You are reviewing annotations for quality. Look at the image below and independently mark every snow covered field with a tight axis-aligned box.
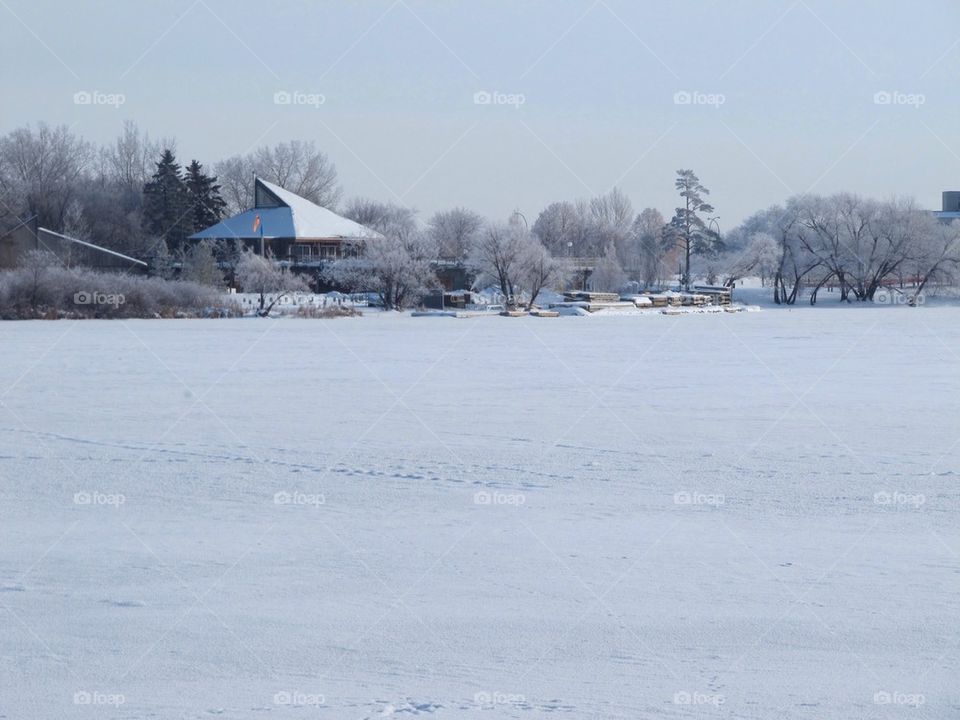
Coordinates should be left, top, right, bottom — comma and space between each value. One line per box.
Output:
1, 307, 958, 719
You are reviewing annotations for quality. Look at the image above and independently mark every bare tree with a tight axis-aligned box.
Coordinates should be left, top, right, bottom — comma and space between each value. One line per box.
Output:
533, 201, 584, 257
520, 237, 564, 309
590, 248, 627, 292
235, 251, 309, 316
214, 140, 341, 214
342, 198, 417, 236
632, 207, 668, 289
0, 123, 92, 230
103, 121, 158, 191
428, 207, 483, 263
323, 231, 438, 310
468, 221, 530, 308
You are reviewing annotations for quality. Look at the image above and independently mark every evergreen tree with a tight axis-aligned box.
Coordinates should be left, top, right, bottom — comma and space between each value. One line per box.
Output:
142, 149, 193, 253
180, 240, 224, 287
184, 159, 227, 233
667, 169, 721, 290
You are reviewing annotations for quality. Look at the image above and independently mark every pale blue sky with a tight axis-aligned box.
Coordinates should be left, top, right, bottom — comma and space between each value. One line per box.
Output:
2, 0, 959, 226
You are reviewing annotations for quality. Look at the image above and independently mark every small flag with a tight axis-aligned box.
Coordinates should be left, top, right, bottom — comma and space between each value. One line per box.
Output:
252, 214, 261, 233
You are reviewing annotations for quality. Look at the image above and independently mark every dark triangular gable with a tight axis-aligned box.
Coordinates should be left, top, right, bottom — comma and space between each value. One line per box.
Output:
254, 177, 289, 209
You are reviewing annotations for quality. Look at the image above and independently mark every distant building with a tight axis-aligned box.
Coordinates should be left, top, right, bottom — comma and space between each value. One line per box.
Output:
932, 191, 960, 222
189, 177, 381, 268
0, 216, 147, 272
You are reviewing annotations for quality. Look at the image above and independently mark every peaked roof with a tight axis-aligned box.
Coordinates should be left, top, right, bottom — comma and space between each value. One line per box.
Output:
190, 177, 381, 241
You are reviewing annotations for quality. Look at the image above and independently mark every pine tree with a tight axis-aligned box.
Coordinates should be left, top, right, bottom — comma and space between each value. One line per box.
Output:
142, 149, 193, 253
184, 159, 227, 233
180, 240, 224, 287
667, 169, 720, 290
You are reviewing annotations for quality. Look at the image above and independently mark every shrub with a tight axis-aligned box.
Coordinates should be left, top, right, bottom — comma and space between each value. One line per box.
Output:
0, 260, 240, 319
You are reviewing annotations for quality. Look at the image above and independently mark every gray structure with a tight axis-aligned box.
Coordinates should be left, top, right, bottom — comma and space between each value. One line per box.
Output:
932, 191, 960, 222
0, 216, 147, 272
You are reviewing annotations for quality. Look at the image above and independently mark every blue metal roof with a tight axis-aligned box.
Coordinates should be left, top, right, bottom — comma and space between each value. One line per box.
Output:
189, 178, 381, 241
190, 207, 295, 240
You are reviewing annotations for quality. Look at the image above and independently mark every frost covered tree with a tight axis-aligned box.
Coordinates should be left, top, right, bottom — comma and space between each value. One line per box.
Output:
102, 121, 158, 191
342, 198, 417, 236
590, 248, 627, 292
180, 241, 224, 287
632, 207, 670, 289
323, 231, 438, 310
215, 141, 341, 214
470, 219, 559, 309
588, 187, 634, 265
0, 123, 92, 230
468, 221, 528, 308
532, 201, 585, 256
520, 239, 564, 309
428, 207, 483, 263
235, 251, 309, 317
667, 169, 720, 289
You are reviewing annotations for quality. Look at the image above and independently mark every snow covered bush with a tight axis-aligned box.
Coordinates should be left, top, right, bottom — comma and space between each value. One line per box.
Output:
234, 250, 310, 317
322, 231, 439, 310
0, 252, 237, 319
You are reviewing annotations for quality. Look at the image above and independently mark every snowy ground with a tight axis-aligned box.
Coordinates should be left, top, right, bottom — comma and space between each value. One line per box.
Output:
1, 306, 958, 719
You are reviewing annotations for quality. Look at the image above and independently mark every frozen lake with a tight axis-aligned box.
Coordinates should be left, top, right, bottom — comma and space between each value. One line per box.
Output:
1, 307, 957, 718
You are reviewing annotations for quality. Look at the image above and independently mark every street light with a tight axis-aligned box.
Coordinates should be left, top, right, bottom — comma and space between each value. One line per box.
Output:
708, 216, 721, 243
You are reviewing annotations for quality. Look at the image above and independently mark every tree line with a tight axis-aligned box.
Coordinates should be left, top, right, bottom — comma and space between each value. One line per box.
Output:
2, 121, 956, 310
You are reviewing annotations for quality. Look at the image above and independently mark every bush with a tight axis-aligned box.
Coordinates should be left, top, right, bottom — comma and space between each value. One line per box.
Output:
0, 259, 240, 319
294, 304, 362, 319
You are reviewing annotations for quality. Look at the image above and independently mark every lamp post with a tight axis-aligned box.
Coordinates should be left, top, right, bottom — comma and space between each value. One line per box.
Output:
708, 216, 721, 246
511, 209, 528, 231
